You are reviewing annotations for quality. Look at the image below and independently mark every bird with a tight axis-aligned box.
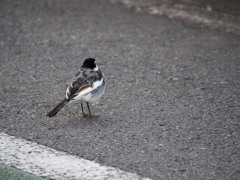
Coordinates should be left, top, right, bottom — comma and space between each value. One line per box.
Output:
46, 58, 105, 117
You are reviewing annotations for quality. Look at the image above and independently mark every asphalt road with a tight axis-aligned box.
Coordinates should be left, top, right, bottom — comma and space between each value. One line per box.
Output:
0, 0, 240, 179
110, 0, 240, 36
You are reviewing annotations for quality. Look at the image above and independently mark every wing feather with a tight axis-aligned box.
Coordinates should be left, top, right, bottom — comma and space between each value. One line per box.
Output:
65, 67, 103, 100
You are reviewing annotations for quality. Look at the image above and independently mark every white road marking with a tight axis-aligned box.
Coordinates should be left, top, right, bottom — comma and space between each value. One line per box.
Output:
0, 132, 151, 180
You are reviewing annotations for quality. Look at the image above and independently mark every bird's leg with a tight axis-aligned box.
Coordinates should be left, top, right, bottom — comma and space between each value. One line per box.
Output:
86, 102, 92, 117
81, 103, 86, 116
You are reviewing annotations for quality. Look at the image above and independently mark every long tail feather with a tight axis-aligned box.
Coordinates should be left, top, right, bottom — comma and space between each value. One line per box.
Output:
46, 99, 69, 117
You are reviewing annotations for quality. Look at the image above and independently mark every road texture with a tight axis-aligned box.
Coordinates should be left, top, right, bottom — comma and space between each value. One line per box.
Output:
109, 0, 240, 35
0, 0, 240, 179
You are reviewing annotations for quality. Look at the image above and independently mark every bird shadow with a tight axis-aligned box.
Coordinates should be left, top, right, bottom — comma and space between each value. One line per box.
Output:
68, 113, 111, 130
59, 111, 107, 129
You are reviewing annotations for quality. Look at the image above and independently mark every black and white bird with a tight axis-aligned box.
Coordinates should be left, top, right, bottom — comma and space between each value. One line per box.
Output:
47, 58, 105, 117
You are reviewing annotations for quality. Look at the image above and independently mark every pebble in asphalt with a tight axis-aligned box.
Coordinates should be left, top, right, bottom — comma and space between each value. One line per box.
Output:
0, 0, 239, 179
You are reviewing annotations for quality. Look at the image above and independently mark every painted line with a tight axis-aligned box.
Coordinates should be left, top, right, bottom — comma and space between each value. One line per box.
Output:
0, 132, 151, 180
0, 163, 47, 180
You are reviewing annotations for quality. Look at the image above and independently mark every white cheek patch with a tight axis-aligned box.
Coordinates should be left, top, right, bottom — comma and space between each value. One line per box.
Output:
93, 66, 99, 71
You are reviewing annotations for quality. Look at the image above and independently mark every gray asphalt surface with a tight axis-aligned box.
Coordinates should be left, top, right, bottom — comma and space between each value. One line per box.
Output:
0, 0, 240, 179
110, 0, 240, 35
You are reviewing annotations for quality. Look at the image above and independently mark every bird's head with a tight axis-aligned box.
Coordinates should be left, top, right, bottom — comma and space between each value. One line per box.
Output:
82, 58, 96, 69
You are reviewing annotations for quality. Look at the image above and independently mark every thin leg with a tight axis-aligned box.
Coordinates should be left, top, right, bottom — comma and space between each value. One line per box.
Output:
81, 103, 85, 116
86, 102, 92, 117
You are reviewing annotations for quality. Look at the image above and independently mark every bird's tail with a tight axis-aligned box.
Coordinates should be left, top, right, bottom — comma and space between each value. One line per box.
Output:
46, 98, 69, 117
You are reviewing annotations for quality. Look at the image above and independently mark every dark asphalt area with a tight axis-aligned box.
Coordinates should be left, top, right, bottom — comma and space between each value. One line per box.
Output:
0, 0, 240, 179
